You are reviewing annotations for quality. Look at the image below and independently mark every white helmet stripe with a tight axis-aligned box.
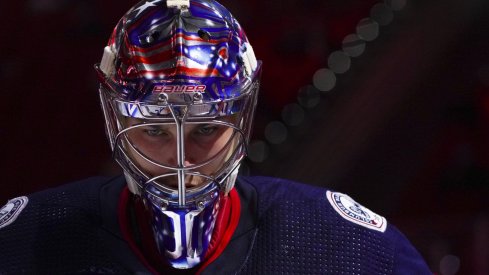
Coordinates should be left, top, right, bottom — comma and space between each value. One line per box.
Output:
243, 42, 258, 76
100, 45, 116, 76
167, 0, 190, 9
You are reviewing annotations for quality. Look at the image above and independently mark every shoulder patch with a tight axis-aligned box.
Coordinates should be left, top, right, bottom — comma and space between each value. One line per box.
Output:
326, 191, 387, 232
0, 196, 28, 229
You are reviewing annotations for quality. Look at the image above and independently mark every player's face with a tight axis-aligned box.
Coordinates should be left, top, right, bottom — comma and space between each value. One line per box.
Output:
124, 117, 237, 188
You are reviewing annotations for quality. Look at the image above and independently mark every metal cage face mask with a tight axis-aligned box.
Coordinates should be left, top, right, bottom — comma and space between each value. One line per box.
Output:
121, 115, 242, 195
99, 80, 259, 198
98, 79, 259, 268
95, 0, 261, 268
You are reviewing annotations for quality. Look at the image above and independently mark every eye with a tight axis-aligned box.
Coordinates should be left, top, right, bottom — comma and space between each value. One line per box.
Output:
195, 124, 219, 136
144, 127, 165, 137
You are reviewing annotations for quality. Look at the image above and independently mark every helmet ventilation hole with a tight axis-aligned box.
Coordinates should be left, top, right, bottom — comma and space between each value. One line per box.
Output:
198, 29, 211, 41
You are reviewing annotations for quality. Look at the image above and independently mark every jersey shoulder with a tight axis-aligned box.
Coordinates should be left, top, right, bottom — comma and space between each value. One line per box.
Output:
239, 175, 387, 232
236, 176, 431, 274
0, 176, 129, 274
1, 176, 115, 230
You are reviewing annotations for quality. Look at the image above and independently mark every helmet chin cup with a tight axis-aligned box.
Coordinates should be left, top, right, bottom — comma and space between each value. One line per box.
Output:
142, 180, 220, 269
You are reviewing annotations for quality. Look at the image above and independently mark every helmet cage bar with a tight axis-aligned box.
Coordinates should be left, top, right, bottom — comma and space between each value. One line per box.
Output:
115, 140, 242, 207
144, 182, 219, 214
147, 172, 213, 189
114, 144, 222, 206
243, 81, 260, 145
114, 120, 245, 171
99, 87, 117, 151
170, 104, 189, 205
146, 156, 243, 190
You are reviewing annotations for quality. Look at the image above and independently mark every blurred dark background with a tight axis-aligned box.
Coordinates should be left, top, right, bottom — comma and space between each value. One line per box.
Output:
1, 0, 488, 274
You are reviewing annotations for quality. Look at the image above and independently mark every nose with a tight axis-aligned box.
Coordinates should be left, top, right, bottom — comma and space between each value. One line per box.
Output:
164, 140, 197, 168
184, 159, 195, 167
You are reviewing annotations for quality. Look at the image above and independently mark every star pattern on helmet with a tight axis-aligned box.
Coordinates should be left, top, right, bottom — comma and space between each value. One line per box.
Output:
133, 0, 162, 18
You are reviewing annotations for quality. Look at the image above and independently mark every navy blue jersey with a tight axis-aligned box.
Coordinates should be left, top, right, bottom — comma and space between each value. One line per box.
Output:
0, 176, 431, 274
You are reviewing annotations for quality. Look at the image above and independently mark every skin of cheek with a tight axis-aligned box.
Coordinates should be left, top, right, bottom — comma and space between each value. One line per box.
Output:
190, 127, 236, 181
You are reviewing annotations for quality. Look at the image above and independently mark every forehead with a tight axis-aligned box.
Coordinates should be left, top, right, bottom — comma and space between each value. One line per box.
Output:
125, 114, 237, 126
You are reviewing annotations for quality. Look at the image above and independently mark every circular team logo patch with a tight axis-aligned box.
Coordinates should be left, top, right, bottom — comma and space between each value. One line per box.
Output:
326, 191, 387, 232
0, 196, 28, 229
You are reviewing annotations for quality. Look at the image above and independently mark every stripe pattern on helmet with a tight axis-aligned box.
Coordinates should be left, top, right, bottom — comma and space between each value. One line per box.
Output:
105, 0, 256, 101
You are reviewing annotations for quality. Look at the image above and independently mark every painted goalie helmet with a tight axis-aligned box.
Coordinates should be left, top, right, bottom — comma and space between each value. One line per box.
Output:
95, 0, 261, 269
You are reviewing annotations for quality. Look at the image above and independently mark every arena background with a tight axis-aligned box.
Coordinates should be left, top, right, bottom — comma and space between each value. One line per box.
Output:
1, 0, 489, 274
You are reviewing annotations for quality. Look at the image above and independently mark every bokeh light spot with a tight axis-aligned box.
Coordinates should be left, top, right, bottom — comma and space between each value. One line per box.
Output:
342, 34, 366, 57
439, 255, 460, 275
265, 121, 288, 144
247, 140, 269, 162
298, 85, 321, 109
385, 0, 407, 11
328, 51, 351, 74
313, 68, 336, 91
357, 18, 379, 41
282, 103, 305, 126
370, 3, 394, 26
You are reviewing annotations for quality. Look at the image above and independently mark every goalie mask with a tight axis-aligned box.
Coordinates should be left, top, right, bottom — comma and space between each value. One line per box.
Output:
95, 0, 261, 269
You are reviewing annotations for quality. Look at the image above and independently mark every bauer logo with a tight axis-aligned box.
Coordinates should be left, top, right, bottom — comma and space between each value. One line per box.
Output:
326, 191, 387, 232
153, 85, 206, 93
0, 196, 28, 229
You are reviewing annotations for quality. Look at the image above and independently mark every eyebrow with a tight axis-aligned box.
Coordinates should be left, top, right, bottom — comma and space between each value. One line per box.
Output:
144, 124, 171, 130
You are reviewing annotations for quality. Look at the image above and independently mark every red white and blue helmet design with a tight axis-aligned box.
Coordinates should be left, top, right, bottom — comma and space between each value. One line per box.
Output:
95, 0, 261, 269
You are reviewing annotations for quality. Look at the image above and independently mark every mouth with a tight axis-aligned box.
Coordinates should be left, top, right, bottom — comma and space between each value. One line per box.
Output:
155, 175, 206, 189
